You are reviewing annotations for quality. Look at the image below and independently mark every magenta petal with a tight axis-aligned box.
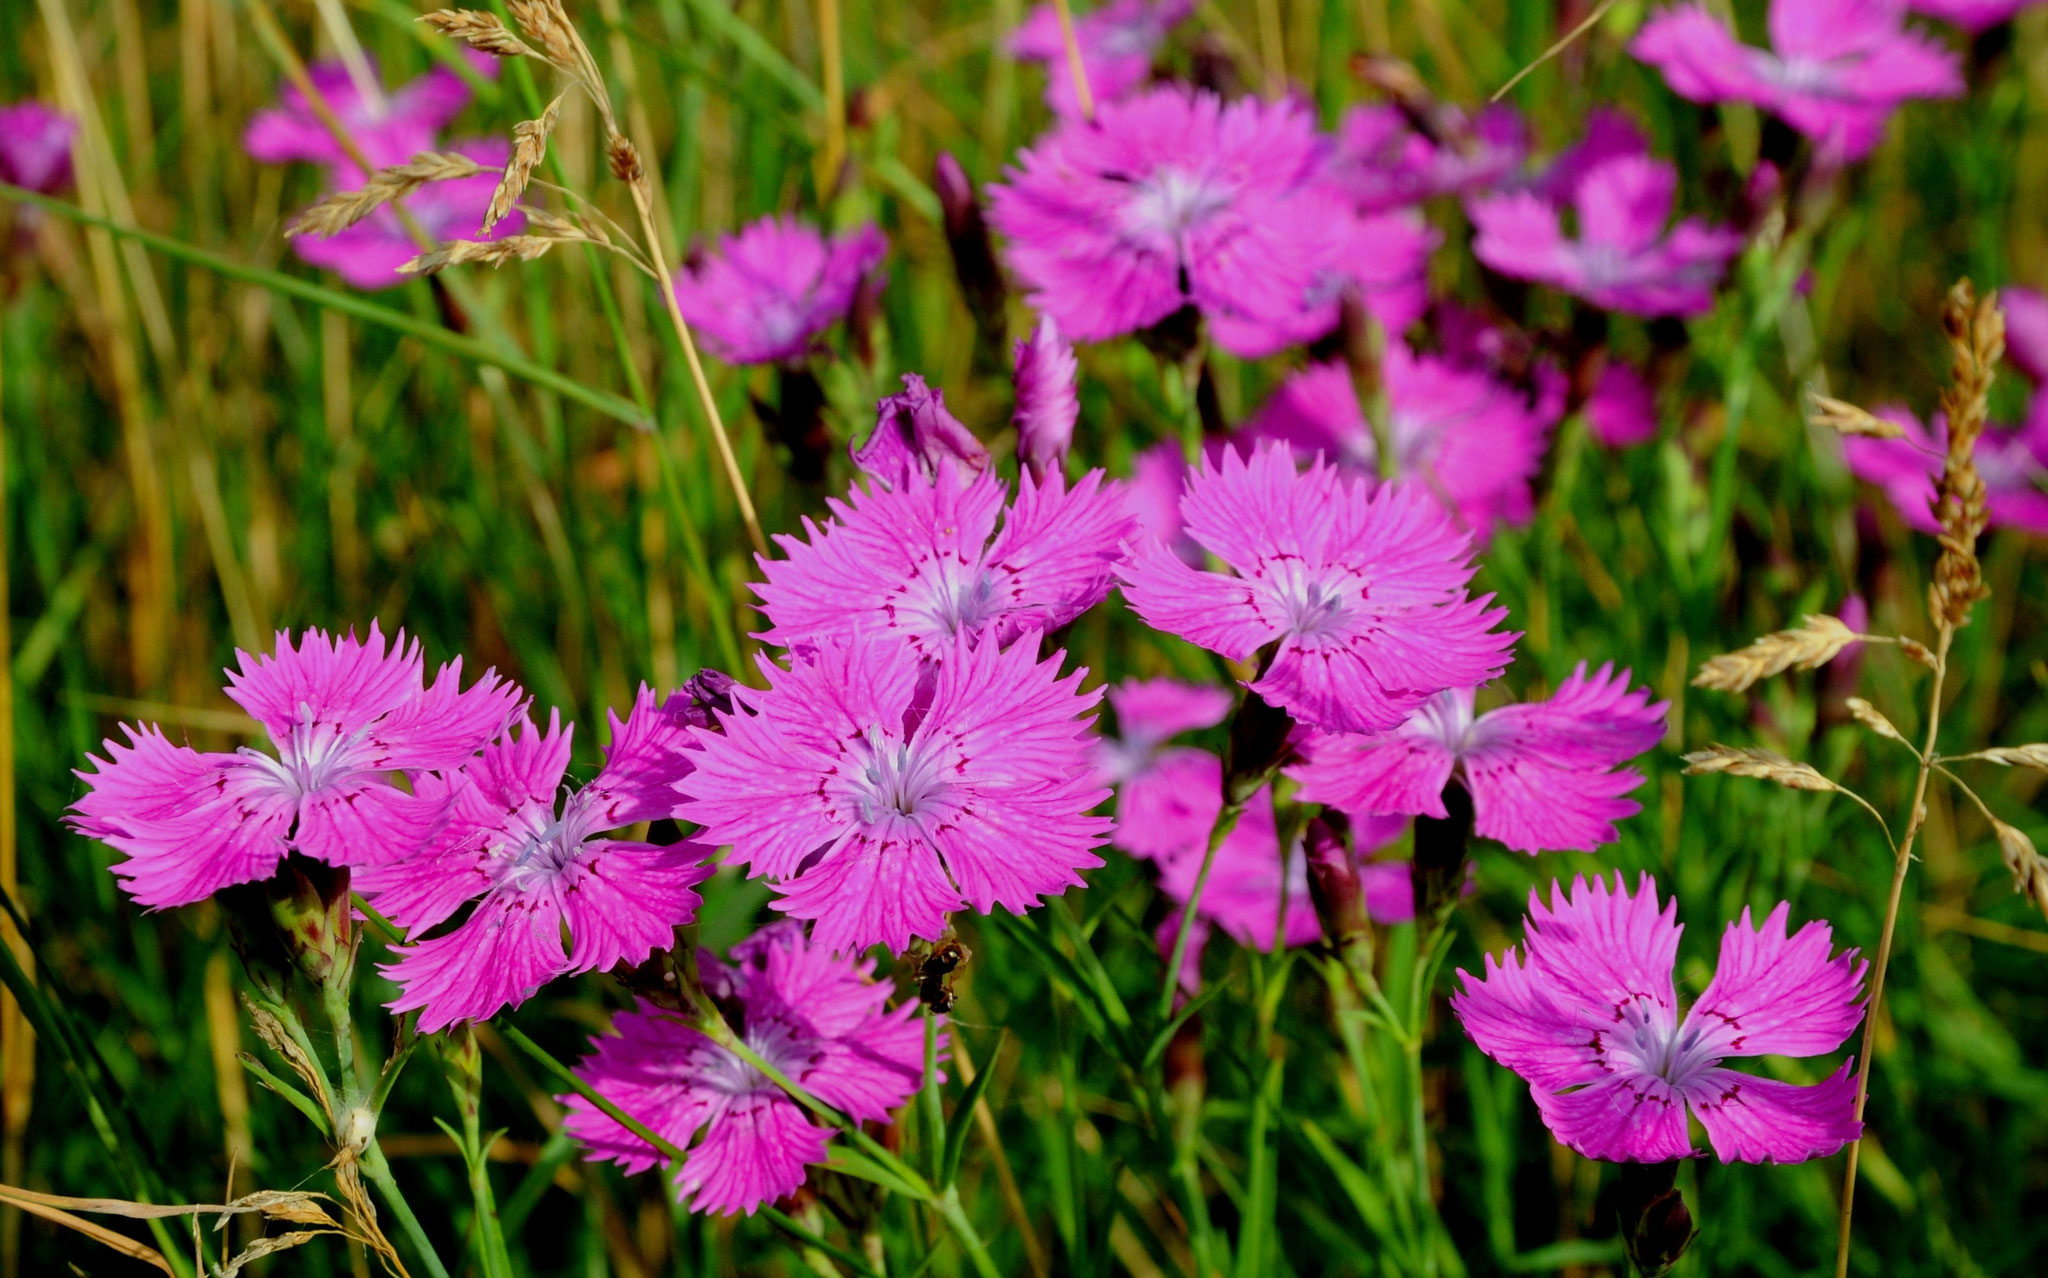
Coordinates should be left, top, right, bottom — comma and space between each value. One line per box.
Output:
1683, 903, 1866, 1059
1683, 1063, 1861, 1163
561, 840, 715, 975
381, 894, 568, 1033
1531, 1072, 1697, 1163
70, 728, 296, 909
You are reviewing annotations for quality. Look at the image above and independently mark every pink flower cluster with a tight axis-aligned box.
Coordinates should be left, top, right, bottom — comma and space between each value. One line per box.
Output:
245, 54, 521, 289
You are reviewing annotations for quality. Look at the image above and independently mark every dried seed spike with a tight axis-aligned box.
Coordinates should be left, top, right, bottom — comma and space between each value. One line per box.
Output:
286, 151, 490, 238
1808, 394, 1905, 439
400, 233, 571, 275
1692, 613, 1860, 693
1845, 697, 1906, 744
1965, 744, 2048, 769
606, 131, 644, 184
1899, 636, 1939, 669
418, 9, 536, 59
1931, 278, 1999, 629
1681, 745, 1841, 793
486, 92, 563, 232
1993, 819, 2048, 921
507, 0, 579, 70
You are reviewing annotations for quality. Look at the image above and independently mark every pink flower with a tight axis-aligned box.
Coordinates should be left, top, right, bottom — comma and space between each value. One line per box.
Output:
0, 101, 76, 194
1525, 109, 1651, 206
1291, 663, 1666, 854
563, 924, 928, 1215
1907, 0, 2044, 34
1126, 441, 1203, 566
1117, 442, 1514, 735
1470, 154, 1744, 316
672, 216, 888, 366
1011, 0, 1194, 117
289, 138, 524, 291
1094, 678, 1235, 862
754, 463, 1131, 659
1842, 406, 2048, 533
987, 87, 1342, 358
1014, 315, 1081, 480
2000, 286, 2048, 384
1242, 351, 1555, 540
676, 635, 1112, 954
1452, 873, 1866, 1163
1586, 360, 1659, 447
1327, 103, 1530, 213
1631, 1, 1962, 162
368, 688, 717, 1032
245, 56, 486, 172
851, 375, 992, 490
70, 625, 521, 909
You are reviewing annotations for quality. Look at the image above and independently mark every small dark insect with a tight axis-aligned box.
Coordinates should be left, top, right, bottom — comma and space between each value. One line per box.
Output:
916, 936, 971, 1013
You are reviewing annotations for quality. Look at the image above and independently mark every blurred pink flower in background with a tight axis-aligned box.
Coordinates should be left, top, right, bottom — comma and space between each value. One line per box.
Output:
1631, 0, 1962, 161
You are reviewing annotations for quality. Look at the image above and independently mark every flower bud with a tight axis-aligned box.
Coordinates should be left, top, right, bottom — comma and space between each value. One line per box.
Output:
1224, 686, 1295, 803
1013, 315, 1079, 481
852, 374, 990, 490
1616, 1160, 1698, 1278
933, 151, 1009, 356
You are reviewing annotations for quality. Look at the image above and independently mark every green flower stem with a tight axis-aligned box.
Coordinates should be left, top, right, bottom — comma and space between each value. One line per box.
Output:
498, 1022, 687, 1162
1154, 797, 1244, 1023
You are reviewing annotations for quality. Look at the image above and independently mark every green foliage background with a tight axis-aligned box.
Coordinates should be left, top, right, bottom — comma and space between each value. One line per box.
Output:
3, 0, 2047, 1274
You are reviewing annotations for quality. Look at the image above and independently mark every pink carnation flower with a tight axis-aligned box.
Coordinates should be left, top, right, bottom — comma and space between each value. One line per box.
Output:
1093, 678, 1235, 862
1631, 0, 1962, 162
245, 56, 486, 172
1586, 360, 1660, 448
1243, 352, 1555, 540
1842, 406, 2048, 533
1470, 153, 1744, 316
851, 375, 992, 491
1328, 103, 1529, 213
289, 138, 523, 291
1907, 0, 2044, 30
1014, 315, 1081, 480
1453, 873, 1866, 1163
1011, 0, 1194, 117
987, 87, 1343, 358
1117, 442, 1514, 735
563, 924, 927, 1215
0, 101, 76, 194
1291, 662, 1666, 855
368, 688, 717, 1032
753, 463, 1131, 659
71, 625, 521, 909
672, 216, 888, 366
676, 635, 1112, 954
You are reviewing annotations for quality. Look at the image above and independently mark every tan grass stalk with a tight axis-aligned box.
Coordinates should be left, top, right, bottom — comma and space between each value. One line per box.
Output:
287, 152, 493, 238
0, 340, 24, 1278
1835, 281, 2001, 1278
818, 0, 847, 192
1050, 0, 1097, 120
489, 0, 768, 556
